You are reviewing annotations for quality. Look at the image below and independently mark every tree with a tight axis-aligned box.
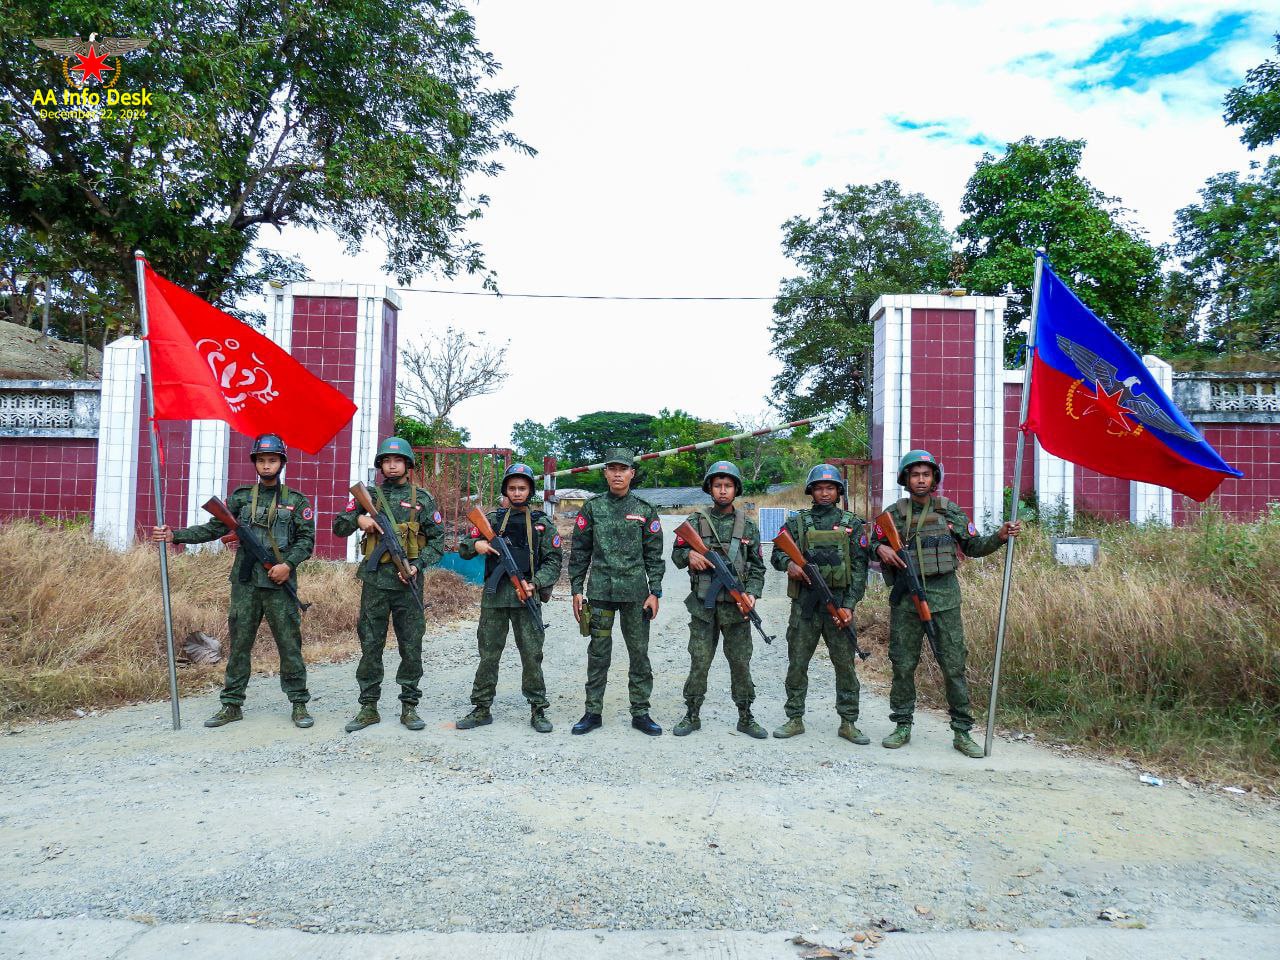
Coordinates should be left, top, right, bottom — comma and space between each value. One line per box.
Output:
644, 408, 729, 487
554, 412, 656, 466
398, 326, 508, 429
394, 410, 470, 448
769, 181, 952, 419
1224, 33, 1280, 149
510, 419, 562, 466
958, 137, 1166, 356
1170, 158, 1280, 351
0, 0, 531, 317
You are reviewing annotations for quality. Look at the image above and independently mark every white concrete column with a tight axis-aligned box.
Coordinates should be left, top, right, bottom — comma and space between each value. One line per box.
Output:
348, 291, 385, 561
92, 337, 143, 551
184, 420, 230, 549
1034, 438, 1074, 526
1130, 354, 1174, 525
872, 298, 912, 507
973, 299, 1006, 526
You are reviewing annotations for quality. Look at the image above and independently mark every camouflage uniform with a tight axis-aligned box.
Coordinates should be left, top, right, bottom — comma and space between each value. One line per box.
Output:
568, 490, 666, 717
671, 506, 766, 713
770, 504, 870, 722
459, 506, 562, 710
172, 481, 315, 707
872, 495, 1003, 732
332, 480, 445, 706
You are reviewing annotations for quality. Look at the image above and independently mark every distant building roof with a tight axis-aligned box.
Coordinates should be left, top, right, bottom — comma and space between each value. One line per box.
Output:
551, 488, 596, 501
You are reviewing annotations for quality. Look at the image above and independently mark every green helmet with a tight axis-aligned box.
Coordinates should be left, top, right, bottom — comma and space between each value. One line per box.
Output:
701, 459, 743, 495
897, 449, 942, 488
375, 436, 416, 470
804, 463, 846, 495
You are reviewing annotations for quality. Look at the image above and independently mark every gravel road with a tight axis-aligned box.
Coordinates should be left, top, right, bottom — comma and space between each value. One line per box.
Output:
2, 518, 1277, 939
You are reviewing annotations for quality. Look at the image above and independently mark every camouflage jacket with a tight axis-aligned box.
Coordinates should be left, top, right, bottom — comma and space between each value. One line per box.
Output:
671, 505, 766, 601
459, 507, 563, 609
172, 481, 314, 590
332, 479, 445, 590
769, 503, 870, 609
568, 490, 666, 601
871, 495, 1003, 613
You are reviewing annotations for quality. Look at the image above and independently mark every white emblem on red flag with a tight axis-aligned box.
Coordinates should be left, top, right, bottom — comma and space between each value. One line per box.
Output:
197, 337, 279, 412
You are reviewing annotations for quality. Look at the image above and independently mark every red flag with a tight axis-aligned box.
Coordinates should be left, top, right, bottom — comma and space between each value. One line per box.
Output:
141, 263, 356, 454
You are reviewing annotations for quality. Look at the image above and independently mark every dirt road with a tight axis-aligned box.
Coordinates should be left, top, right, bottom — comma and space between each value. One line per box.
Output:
1, 519, 1277, 945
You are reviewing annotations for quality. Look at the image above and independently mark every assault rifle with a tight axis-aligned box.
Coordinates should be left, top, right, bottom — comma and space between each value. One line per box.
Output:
673, 520, 773, 645
350, 482, 423, 607
202, 496, 310, 614
874, 510, 942, 661
772, 527, 868, 660
467, 506, 547, 635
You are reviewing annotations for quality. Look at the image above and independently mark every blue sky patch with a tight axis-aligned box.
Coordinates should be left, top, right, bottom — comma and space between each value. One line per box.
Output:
1068, 12, 1254, 92
888, 116, 1003, 152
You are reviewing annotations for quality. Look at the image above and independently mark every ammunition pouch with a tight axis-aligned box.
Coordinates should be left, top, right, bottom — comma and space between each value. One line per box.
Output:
785, 521, 852, 599
578, 602, 592, 637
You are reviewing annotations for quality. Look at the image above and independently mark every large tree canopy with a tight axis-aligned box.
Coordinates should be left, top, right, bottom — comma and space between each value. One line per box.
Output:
1224, 32, 1280, 150
1, 0, 531, 315
769, 181, 951, 419
958, 137, 1166, 357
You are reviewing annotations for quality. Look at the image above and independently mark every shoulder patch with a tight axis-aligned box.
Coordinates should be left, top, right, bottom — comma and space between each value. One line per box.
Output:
432, 510, 442, 524
967, 522, 977, 536
859, 532, 869, 548
301, 506, 314, 521
468, 526, 480, 538
575, 513, 587, 530
674, 534, 686, 547
344, 496, 357, 512
649, 519, 662, 534
874, 523, 884, 539
552, 534, 562, 548
535, 524, 546, 531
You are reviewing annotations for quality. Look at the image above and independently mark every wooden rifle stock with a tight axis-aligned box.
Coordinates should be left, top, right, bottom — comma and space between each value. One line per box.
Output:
874, 510, 936, 629
673, 521, 753, 619
772, 527, 853, 630
674, 520, 773, 644
467, 506, 533, 603
349, 482, 420, 594
201, 496, 309, 613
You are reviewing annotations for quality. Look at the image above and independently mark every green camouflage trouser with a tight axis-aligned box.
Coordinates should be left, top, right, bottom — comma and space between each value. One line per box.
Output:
783, 604, 860, 722
888, 605, 973, 732
682, 596, 755, 712
584, 600, 652, 717
355, 582, 426, 705
222, 581, 308, 706
469, 605, 548, 709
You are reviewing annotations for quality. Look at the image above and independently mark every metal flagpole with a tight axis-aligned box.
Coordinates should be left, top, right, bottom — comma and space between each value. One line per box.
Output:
984, 248, 1046, 758
135, 251, 182, 731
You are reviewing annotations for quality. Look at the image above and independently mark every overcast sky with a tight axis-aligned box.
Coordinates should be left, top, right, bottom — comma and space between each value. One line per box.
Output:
256, 1, 1276, 451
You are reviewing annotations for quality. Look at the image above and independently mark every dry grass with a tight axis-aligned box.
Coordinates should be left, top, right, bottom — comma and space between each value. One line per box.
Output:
740, 485, 811, 513
860, 508, 1280, 791
0, 521, 478, 720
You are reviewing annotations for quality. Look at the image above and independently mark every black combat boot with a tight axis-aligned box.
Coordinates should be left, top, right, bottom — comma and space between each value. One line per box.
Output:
571, 712, 602, 735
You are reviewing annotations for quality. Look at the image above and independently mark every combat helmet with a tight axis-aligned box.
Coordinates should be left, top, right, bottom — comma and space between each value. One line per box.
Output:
250, 433, 288, 463
375, 436, 416, 470
502, 462, 537, 496
897, 449, 942, 488
804, 462, 846, 495
701, 460, 743, 496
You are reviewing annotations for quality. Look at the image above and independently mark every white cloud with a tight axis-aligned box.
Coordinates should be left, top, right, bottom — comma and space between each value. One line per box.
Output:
260, 0, 1276, 451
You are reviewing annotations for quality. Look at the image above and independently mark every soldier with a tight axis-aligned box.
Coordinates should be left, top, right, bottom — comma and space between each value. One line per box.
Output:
455, 463, 563, 732
873, 450, 1020, 758
568, 448, 666, 736
152, 433, 315, 729
670, 460, 768, 739
333, 436, 445, 733
770, 463, 871, 744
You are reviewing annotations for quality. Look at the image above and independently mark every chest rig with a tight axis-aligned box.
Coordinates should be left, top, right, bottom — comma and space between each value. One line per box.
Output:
361, 482, 424, 564
690, 508, 748, 601
888, 497, 958, 577
786, 509, 855, 600
236, 484, 289, 581
485, 508, 542, 580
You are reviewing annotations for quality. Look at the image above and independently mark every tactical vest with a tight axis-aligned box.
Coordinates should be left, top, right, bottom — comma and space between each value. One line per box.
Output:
785, 509, 856, 600
888, 497, 958, 577
361, 482, 424, 563
239, 483, 291, 560
483, 508, 543, 581
690, 508, 748, 601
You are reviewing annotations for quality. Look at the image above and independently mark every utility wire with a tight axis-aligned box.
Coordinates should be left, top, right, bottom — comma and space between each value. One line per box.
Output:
393, 287, 779, 300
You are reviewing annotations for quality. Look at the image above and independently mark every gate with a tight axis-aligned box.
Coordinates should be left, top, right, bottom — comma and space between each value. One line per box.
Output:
411, 446, 513, 549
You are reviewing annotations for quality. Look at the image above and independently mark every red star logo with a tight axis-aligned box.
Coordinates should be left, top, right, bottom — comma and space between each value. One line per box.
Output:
71, 44, 114, 84
1082, 382, 1135, 433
